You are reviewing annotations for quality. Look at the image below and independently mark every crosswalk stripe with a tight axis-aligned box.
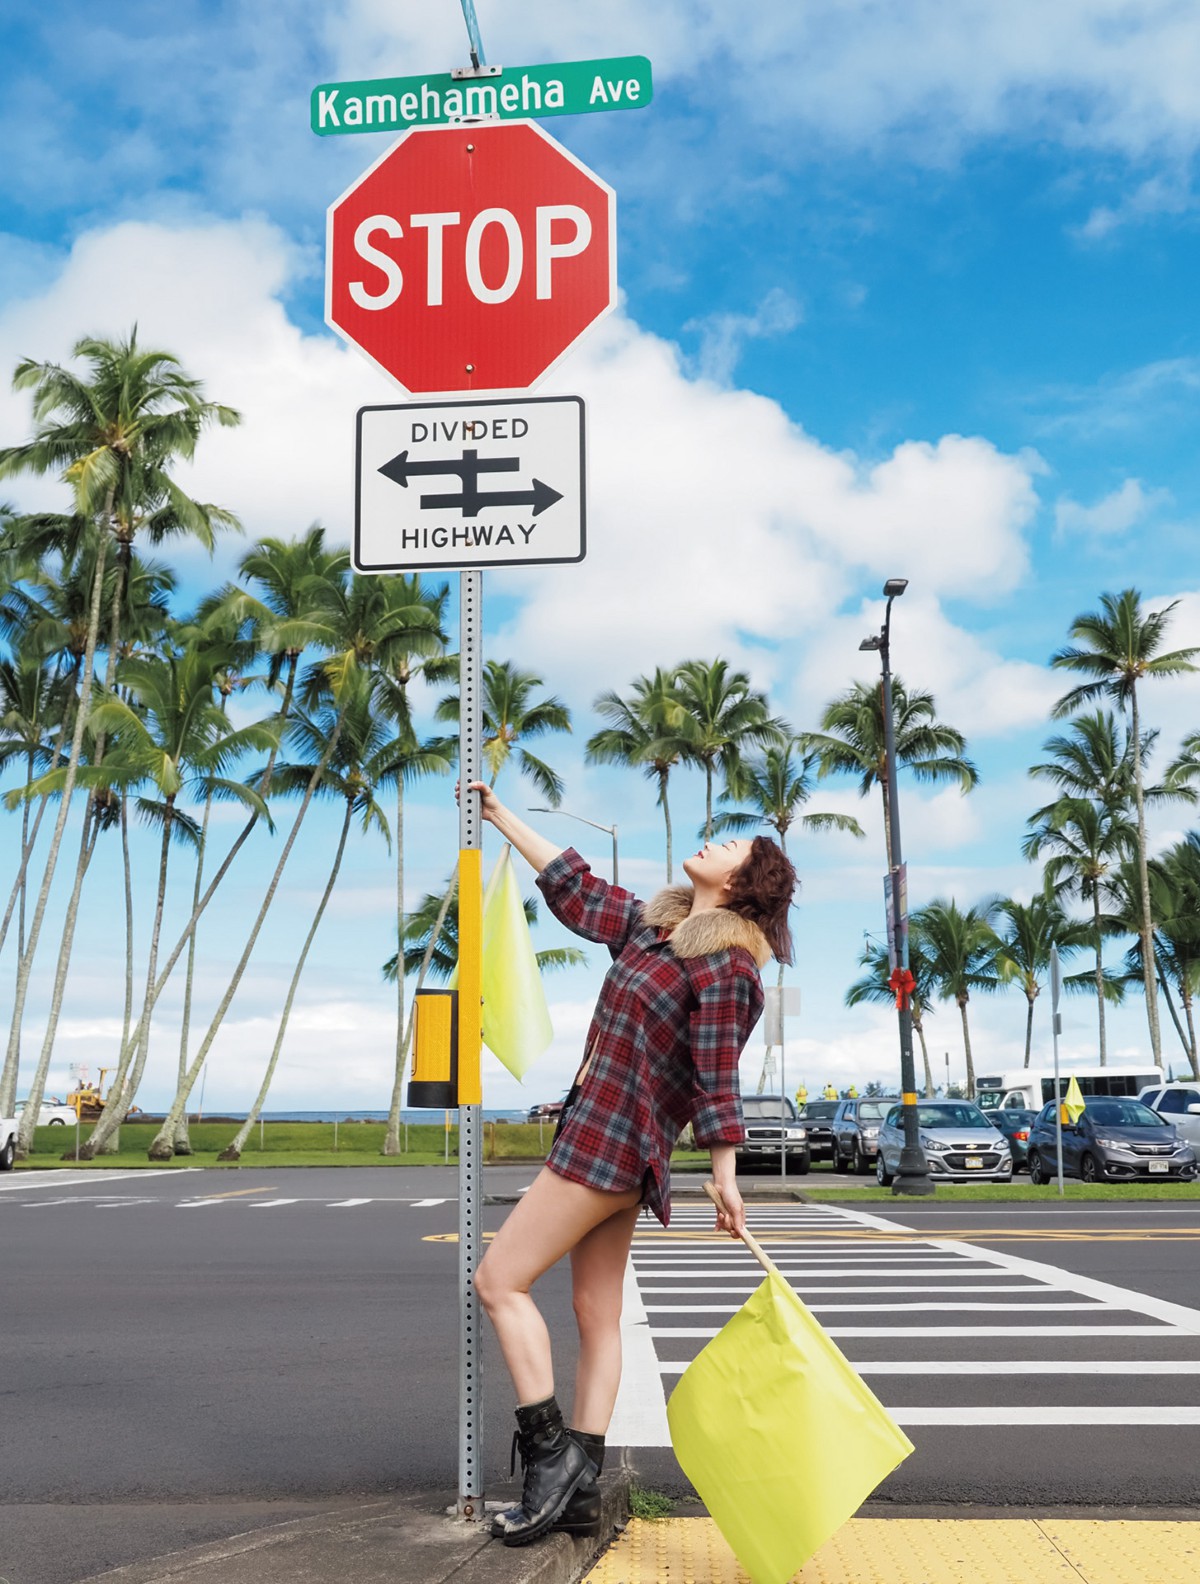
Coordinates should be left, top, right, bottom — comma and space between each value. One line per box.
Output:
654, 1324, 1190, 1338
644, 1300, 1112, 1314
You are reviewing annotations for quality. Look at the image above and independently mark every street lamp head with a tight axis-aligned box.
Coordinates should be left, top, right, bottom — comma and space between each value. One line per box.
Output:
883, 578, 909, 598
858, 635, 884, 652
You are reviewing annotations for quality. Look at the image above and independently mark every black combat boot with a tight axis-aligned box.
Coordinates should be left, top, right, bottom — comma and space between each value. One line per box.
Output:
552, 1431, 605, 1536
489, 1396, 590, 1547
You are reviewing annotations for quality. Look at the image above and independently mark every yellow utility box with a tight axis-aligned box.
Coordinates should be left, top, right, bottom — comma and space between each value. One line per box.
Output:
408, 989, 458, 1109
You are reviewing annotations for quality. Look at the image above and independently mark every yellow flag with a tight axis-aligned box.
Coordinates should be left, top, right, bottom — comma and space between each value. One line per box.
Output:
668, 1267, 913, 1584
476, 845, 553, 1081
1062, 1075, 1087, 1125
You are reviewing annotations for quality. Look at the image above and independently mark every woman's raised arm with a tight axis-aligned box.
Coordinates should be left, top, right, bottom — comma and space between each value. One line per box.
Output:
463, 782, 564, 875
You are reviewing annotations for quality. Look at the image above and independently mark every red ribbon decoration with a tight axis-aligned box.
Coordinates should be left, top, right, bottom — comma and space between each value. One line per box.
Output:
889, 967, 916, 1010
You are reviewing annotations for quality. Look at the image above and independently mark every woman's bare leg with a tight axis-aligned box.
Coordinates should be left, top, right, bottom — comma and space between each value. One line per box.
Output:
569, 1203, 640, 1434
474, 1167, 642, 1405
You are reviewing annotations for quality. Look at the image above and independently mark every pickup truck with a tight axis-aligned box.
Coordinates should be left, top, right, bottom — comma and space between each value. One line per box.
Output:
1, 1114, 16, 1171
736, 1095, 811, 1175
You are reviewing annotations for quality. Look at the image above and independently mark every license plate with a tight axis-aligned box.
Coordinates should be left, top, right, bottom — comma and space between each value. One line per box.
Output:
1148, 1160, 1169, 1174
964, 1157, 983, 1169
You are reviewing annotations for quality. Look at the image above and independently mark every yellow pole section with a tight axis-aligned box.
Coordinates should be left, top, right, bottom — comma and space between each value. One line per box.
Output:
457, 846, 483, 1106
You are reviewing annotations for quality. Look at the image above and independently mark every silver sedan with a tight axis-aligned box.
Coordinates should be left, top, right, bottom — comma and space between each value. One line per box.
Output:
876, 1100, 1013, 1184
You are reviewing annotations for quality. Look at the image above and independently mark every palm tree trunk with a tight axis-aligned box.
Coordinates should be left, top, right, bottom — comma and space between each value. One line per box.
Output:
1091, 887, 1107, 1066
174, 790, 213, 1156
1023, 992, 1035, 1068
1181, 984, 1200, 1081
17, 749, 32, 957
1129, 684, 1162, 1066
145, 707, 348, 1159
912, 1008, 934, 1096
0, 704, 68, 966
120, 794, 135, 1064
659, 768, 674, 883
79, 806, 174, 1157
383, 774, 408, 1157
220, 801, 354, 1160
1158, 967, 1190, 1063
0, 757, 45, 1117
3, 534, 109, 1107
95, 659, 302, 1111
15, 802, 102, 1156
958, 997, 976, 1098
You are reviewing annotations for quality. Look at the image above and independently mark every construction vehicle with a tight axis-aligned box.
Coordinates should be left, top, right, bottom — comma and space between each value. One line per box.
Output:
65, 1069, 140, 1121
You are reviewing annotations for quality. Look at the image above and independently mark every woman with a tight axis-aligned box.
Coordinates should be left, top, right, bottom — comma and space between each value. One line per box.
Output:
466, 782, 797, 1547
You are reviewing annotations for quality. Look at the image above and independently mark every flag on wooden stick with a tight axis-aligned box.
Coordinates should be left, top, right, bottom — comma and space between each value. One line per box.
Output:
667, 1184, 914, 1584
478, 844, 553, 1080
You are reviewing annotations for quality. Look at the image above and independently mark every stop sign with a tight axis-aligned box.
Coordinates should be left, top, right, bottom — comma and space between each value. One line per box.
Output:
326, 120, 616, 394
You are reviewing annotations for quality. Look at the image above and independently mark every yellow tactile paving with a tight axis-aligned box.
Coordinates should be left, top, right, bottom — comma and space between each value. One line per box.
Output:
583, 1517, 1200, 1583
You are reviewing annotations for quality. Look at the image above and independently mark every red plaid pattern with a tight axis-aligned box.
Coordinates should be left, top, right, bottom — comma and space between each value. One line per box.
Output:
536, 848, 762, 1226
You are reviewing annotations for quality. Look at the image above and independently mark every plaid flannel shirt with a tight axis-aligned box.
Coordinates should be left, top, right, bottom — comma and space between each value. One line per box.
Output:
536, 848, 762, 1226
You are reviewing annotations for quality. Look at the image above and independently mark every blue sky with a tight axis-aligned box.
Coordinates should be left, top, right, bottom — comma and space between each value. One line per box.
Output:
3, 1, 1200, 1113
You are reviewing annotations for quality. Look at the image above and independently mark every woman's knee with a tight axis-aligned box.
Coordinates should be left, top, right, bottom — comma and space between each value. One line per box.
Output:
573, 1285, 623, 1337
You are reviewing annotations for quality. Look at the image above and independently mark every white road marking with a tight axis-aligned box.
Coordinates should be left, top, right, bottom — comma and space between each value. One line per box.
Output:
895, 1407, 1200, 1426
411, 1198, 449, 1207
630, 1265, 1007, 1278
644, 1300, 1110, 1314
657, 1358, 1200, 1376
249, 1199, 300, 1208
0, 1168, 199, 1192
607, 1257, 671, 1446
636, 1283, 1063, 1295
654, 1324, 1189, 1339
328, 1198, 373, 1207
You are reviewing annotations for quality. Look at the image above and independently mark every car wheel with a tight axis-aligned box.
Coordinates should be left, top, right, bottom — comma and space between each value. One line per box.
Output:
734, 1155, 751, 1175
834, 1147, 850, 1174
793, 1151, 811, 1177
48, 1117, 65, 1127
1080, 1151, 1101, 1184
0, 1136, 15, 1172
852, 1143, 868, 1175
876, 1152, 894, 1187
1028, 1149, 1048, 1186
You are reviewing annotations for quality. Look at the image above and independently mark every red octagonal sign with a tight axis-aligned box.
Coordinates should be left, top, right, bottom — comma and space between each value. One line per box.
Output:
326, 120, 616, 395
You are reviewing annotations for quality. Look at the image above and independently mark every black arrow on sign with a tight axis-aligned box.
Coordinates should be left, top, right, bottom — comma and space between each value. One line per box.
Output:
377, 447, 563, 517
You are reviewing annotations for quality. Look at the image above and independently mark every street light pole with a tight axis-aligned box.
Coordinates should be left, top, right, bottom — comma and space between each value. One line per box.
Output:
860, 578, 933, 1198
529, 807, 619, 885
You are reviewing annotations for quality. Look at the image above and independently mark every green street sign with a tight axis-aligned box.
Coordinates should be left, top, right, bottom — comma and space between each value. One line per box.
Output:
311, 55, 653, 136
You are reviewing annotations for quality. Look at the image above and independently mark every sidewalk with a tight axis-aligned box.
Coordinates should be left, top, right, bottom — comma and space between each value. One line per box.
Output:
77, 1479, 629, 1584
582, 1511, 1200, 1583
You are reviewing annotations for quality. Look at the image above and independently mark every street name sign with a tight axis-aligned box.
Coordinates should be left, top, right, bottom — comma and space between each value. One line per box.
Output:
355, 396, 585, 573
326, 121, 616, 394
312, 55, 652, 135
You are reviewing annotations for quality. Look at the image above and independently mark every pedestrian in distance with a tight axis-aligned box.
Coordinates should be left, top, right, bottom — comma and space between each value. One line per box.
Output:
462, 781, 797, 1546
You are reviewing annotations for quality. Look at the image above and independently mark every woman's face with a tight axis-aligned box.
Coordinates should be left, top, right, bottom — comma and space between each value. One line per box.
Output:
683, 838, 754, 893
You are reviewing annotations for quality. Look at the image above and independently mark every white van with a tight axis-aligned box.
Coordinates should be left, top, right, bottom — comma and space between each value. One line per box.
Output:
1137, 1083, 1200, 1149
975, 1066, 1160, 1112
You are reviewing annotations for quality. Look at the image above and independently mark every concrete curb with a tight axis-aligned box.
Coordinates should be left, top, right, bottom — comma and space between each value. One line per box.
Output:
76, 1475, 631, 1584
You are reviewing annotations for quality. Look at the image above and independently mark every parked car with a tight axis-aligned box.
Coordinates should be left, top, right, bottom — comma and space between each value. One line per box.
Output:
526, 1101, 565, 1123
983, 1107, 1038, 1171
1136, 1084, 1200, 1149
795, 1100, 838, 1163
876, 1100, 1012, 1184
736, 1095, 810, 1175
0, 1112, 15, 1171
1027, 1098, 1198, 1184
14, 1098, 76, 1128
830, 1098, 890, 1174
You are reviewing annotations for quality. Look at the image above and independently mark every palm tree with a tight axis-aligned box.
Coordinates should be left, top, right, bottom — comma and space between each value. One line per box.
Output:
1106, 846, 1200, 1081
438, 658, 572, 803
712, 736, 864, 1090
911, 898, 1001, 1098
1023, 796, 1132, 1065
1051, 589, 1200, 1066
586, 669, 694, 882
145, 564, 445, 1158
805, 678, 978, 870
0, 332, 240, 1118
993, 885, 1091, 1069
846, 930, 939, 1096
673, 658, 784, 840
383, 885, 586, 983
65, 647, 276, 1159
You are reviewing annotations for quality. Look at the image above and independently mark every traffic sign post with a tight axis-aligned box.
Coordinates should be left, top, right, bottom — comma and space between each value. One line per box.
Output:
355, 396, 585, 573
326, 121, 616, 394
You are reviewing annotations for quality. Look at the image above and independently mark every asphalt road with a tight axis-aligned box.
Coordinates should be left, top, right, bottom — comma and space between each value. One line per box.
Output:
3, 1165, 1199, 1583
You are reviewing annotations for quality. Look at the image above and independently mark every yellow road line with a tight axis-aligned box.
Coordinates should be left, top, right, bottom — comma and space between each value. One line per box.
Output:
184, 1186, 277, 1200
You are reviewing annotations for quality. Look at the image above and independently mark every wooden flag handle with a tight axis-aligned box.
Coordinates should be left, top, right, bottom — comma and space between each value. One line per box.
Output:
704, 1180, 776, 1275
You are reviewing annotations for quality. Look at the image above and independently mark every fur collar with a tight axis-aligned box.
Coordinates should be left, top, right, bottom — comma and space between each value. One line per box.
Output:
640, 885, 772, 969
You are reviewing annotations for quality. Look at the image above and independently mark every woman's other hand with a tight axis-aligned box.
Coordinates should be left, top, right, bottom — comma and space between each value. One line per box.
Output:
712, 1179, 746, 1241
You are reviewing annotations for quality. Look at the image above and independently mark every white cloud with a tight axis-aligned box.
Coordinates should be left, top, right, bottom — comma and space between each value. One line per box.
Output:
1055, 477, 1170, 537
684, 287, 803, 386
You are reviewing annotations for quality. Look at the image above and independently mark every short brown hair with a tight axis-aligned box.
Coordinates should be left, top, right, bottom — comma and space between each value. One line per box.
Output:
724, 836, 797, 965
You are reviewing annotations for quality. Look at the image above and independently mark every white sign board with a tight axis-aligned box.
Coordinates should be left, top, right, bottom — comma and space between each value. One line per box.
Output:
355, 395, 586, 573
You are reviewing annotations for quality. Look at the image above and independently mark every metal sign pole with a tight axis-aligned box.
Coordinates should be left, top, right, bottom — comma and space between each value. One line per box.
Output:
1050, 944, 1065, 1198
458, 569, 484, 1518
